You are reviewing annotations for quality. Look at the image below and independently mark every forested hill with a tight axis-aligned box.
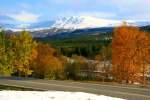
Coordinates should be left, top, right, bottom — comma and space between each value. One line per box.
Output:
141, 25, 150, 32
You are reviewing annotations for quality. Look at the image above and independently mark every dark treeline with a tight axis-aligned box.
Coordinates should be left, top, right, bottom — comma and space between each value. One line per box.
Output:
38, 33, 112, 59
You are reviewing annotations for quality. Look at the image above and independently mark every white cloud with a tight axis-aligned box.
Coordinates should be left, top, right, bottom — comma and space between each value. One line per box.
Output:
10, 11, 39, 23
57, 11, 117, 19
112, 0, 150, 20
79, 12, 117, 19
50, 0, 150, 20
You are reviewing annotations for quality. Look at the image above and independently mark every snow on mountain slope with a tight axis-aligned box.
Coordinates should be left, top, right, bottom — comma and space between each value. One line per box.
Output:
52, 16, 122, 29
1, 15, 150, 31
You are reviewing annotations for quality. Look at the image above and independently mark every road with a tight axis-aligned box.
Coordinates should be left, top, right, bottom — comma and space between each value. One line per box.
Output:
0, 77, 150, 100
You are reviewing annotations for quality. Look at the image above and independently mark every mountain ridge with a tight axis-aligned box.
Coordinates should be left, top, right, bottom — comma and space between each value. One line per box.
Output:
1, 16, 150, 31
1, 16, 150, 38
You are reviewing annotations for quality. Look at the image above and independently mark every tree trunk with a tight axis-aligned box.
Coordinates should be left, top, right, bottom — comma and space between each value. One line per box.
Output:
142, 65, 146, 86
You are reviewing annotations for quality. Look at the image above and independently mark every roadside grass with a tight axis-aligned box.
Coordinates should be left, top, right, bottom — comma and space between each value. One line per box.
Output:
0, 85, 40, 91
0, 76, 150, 90
48, 79, 150, 89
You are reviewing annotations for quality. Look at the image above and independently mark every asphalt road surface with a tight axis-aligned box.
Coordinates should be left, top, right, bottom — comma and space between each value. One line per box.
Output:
0, 77, 150, 100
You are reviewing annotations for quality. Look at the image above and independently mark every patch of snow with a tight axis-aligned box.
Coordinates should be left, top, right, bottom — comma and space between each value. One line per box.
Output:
0, 91, 125, 100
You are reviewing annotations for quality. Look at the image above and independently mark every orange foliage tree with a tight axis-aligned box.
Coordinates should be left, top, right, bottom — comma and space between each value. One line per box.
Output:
31, 43, 66, 79
112, 24, 150, 83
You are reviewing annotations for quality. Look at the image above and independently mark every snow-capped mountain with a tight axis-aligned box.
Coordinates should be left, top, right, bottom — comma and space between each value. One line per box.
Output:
52, 16, 150, 29
1, 16, 150, 38
52, 16, 122, 29
1, 15, 150, 31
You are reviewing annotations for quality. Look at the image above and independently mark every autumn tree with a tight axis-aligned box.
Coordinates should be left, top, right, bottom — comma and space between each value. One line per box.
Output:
112, 24, 150, 84
65, 55, 88, 80
95, 45, 112, 61
11, 30, 37, 77
135, 31, 150, 84
95, 45, 112, 81
0, 30, 14, 76
31, 43, 65, 79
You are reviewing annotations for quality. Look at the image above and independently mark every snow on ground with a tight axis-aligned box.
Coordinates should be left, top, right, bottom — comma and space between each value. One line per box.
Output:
0, 91, 125, 100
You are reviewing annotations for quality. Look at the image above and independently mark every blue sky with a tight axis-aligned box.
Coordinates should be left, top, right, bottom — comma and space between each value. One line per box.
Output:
0, 0, 150, 24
